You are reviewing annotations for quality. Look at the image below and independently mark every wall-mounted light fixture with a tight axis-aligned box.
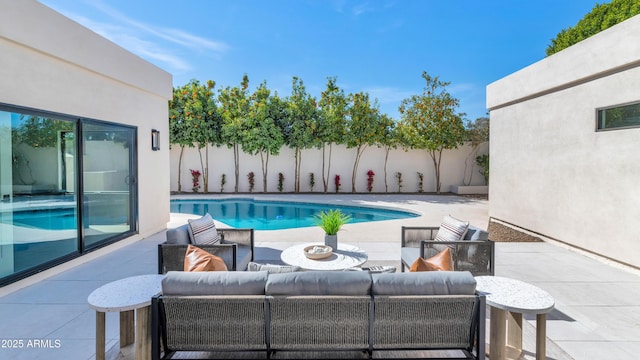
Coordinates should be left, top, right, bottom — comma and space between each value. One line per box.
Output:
151, 129, 160, 151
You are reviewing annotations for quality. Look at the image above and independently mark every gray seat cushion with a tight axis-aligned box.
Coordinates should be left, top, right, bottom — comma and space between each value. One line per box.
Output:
371, 271, 476, 296
235, 244, 252, 271
464, 226, 489, 240
266, 271, 372, 296
162, 270, 268, 295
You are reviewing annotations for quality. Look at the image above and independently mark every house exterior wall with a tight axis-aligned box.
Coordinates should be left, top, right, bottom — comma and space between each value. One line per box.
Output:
170, 143, 489, 194
486, 15, 640, 268
0, 0, 173, 237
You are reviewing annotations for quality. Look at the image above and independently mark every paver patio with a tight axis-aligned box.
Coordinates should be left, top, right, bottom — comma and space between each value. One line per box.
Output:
0, 194, 639, 359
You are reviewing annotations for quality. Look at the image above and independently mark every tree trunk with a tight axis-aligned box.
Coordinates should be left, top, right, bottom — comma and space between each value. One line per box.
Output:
294, 148, 302, 192
384, 146, 391, 192
233, 143, 239, 193
197, 147, 204, 192
260, 151, 269, 193
351, 145, 366, 192
429, 149, 443, 194
321, 144, 327, 192
204, 145, 209, 192
177, 146, 185, 192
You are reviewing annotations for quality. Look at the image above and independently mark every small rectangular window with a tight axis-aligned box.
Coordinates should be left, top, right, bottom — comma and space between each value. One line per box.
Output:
597, 101, 640, 130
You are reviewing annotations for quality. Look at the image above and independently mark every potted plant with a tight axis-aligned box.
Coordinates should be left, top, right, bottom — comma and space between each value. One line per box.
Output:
314, 209, 351, 249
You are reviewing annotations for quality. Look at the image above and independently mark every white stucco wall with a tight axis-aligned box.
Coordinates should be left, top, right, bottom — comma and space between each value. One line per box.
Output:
170, 143, 488, 194
0, 0, 173, 237
487, 15, 640, 268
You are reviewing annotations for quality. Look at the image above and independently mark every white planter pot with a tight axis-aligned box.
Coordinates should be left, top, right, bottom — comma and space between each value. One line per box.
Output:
450, 185, 489, 195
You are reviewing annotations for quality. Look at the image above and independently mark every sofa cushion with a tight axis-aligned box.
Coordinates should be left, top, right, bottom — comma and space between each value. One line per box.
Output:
236, 244, 253, 271
465, 226, 489, 241
165, 224, 191, 245
188, 213, 221, 245
184, 244, 228, 272
247, 262, 301, 273
434, 215, 469, 242
409, 248, 454, 272
371, 271, 476, 296
162, 270, 268, 295
265, 271, 371, 296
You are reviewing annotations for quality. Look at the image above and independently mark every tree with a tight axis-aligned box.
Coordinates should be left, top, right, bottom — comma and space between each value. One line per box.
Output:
344, 92, 385, 192
283, 77, 319, 192
398, 71, 467, 193
462, 117, 489, 186
378, 116, 399, 192
318, 77, 348, 192
243, 81, 286, 192
219, 74, 251, 193
169, 80, 219, 192
546, 0, 640, 56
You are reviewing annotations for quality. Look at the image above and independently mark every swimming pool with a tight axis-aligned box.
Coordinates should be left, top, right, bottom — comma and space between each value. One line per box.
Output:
170, 198, 419, 230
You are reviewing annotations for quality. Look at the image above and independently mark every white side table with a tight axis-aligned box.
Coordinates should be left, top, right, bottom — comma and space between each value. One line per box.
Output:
475, 276, 554, 360
280, 243, 368, 271
88, 274, 164, 360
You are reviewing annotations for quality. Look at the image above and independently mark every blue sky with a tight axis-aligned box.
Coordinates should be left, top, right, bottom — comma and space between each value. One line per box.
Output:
40, 0, 597, 122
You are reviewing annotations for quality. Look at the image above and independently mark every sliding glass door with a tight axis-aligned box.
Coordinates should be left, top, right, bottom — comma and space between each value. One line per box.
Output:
82, 122, 137, 249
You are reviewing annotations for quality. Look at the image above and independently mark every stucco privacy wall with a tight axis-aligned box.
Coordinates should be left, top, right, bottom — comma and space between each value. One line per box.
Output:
487, 15, 640, 268
0, 0, 173, 236
170, 143, 488, 193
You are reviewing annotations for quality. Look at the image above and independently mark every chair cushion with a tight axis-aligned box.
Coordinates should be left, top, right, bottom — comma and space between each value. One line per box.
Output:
371, 271, 476, 296
434, 215, 469, 242
236, 245, 253, 271
188, 213, 221, 245
165, 224, 191, 245
265, 271, 372, 296
464, 226, 489, 241
162, 270, 268, 295
247, 262, 300, 273
184, 244, 228, 272
400, 247, 421, 267
409, 248, 454, 272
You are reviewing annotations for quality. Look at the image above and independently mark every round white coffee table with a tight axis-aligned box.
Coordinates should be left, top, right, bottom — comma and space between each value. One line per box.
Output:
88, 274, 164, 360
475, 276, 554, 360
280, 243, 368, 271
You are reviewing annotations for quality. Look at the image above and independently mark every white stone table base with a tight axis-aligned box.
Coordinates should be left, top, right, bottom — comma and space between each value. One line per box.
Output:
88, 274, 164, 360
475, 276, 554, 360
281, 243, 368, 271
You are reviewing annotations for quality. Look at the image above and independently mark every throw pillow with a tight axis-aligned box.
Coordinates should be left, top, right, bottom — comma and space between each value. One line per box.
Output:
247, 262, 301, 274
184, 244, 228, 272
434, 215, 469, 242
409, 248, 454, 272
188, 213, 221, 245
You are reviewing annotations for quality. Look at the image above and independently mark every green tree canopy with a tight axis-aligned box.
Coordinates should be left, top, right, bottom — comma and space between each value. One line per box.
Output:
398, 71, 466, 193
546, 0, 640, 56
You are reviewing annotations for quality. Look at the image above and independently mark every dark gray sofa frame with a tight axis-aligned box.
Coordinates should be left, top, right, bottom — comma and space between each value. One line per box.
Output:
401, 226, 495, 276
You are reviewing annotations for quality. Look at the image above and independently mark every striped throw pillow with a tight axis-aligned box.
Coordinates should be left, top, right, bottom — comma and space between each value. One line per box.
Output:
188, 213, 221, 245
434, 215, 469, 242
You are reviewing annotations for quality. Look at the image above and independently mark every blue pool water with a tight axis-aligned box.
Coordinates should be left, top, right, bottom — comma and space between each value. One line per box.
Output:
170, 198, 419, 230
10, 208, 77, 230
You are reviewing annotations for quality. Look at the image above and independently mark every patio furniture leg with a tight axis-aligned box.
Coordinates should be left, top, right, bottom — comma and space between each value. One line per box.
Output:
135, 305, 152, 360
536, 314, 547, 360
120, 310, 134, 347
96, 311, 105, 360
489, 307, 506, 360
507, 311, 523, 351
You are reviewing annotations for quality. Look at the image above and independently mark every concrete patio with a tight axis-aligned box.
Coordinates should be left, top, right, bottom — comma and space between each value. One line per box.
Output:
0, 194, 639, 359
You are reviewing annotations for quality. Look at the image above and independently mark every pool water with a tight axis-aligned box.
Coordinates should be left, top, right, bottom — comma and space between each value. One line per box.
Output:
170, 198, 419, 230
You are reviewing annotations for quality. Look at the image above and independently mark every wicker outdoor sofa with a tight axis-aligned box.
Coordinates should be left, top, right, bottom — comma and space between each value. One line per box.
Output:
158, 223, 254, 272
400, 224, 495, 276
151, 270, 486, 360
